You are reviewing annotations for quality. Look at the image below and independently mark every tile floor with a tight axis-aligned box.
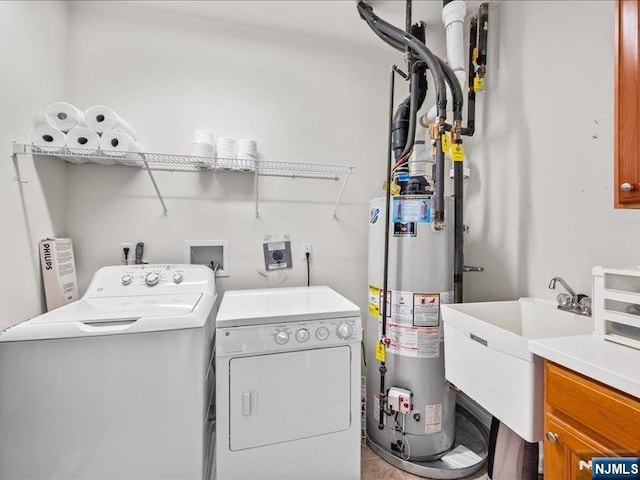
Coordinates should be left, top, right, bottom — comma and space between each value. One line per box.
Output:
361, 445, 487, 480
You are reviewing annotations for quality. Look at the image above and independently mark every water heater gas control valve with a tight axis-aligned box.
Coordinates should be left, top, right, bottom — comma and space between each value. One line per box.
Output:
388, 387, 412, 415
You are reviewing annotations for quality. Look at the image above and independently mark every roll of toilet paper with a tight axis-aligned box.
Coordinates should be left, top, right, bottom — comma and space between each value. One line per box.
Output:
67, 127, 100, 154
66, 127, 100, 160
40, 102, 84, 133
99, 129, 143, 166
31, 124, 66, 153
84, 105, 136, 139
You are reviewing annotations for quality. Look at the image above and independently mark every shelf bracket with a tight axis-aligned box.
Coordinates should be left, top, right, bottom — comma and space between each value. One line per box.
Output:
140, 153, 168, 216
254, 167, 259, 218
331, 170, 352, 220
10, 140, 28, 184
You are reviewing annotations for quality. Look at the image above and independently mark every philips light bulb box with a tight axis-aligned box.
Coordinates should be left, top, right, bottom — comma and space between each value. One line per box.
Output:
39, 237, 79, 311
591, 458, 640, 480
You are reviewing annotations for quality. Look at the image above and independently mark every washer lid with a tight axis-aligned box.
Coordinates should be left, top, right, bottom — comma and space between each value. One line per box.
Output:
30, 294, 202, 324
0, 293, 206, 342
217, 286, 359, 328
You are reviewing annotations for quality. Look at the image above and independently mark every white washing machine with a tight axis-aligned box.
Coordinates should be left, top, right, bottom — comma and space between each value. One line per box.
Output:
0, 264, 218, 480
215, 286, 361, 480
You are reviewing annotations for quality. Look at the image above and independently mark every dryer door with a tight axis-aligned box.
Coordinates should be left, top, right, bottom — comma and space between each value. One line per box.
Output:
229, 346, 351, 451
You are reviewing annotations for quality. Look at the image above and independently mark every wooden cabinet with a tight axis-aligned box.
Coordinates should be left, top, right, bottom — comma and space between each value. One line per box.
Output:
615, 0, 640, 207
543, 361, 640, 479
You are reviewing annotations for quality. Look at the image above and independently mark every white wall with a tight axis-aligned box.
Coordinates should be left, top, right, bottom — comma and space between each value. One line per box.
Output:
4, 0, 631, 328
0, 2, 68, 330
464, 0, 631, 303
64, 2, 398, 309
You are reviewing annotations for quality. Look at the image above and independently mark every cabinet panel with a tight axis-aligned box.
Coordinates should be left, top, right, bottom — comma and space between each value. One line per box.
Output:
615, 0, 640, 206
544, 413, 615, 479
545, 362, 640, 450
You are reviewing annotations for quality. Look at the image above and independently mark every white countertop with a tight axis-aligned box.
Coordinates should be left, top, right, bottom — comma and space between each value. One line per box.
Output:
529, 334, 640, 399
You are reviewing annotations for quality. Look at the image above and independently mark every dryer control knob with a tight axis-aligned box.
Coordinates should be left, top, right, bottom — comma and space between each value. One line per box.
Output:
121, 275, 133, 286
295, 328, 310, 343
275, 330, 290, 345
173, 273, 183, 284
336, 322, 353, 340
315, 326, 330, 341
145, 272, 160, 286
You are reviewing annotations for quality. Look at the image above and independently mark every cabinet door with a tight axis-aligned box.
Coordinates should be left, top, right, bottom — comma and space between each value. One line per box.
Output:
615, 0, 640, 206
544, 414, 616, 480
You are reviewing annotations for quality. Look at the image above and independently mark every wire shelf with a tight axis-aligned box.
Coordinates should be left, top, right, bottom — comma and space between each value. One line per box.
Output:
11, 143, 354, 180
11, 142, 355, 218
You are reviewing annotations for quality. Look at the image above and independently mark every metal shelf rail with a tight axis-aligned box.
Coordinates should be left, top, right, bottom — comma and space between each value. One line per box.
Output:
11, 142, 355, 218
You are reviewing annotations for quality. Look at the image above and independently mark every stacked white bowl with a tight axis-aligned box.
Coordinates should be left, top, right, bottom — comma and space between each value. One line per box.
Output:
215, 137, 237, 170
190, 130, 215, 169
237, 139, 258, 171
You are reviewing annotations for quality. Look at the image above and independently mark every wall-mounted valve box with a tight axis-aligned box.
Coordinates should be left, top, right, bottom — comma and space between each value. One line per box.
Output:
184, 240, 230, 277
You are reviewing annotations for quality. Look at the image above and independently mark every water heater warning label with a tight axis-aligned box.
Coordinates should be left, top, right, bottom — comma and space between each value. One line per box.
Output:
373, 393, 386, 425
414, 293, 440, 327
425, 404, 443, 434
368, 285, 381, 317
392, 198, 431, 223
377, 320, 440, 358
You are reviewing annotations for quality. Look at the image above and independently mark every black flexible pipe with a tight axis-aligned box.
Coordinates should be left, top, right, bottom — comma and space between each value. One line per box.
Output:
436, 57, 464, 123
379, 66, 398, 430
391, 23, 427, 163
357, 1, 447, 120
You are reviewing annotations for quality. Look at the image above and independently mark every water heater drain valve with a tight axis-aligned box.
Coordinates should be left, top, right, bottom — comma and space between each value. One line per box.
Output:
387, 387, 412, 415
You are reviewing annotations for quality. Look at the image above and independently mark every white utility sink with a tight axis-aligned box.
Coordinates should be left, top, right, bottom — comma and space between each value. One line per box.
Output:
441, 298, 593, 442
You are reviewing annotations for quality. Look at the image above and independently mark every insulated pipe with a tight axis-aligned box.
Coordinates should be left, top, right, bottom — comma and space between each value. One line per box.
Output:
393, 68, 423, 163
437, 57, 464, 123
357, 1, 448, 120
393, 23, 427, 163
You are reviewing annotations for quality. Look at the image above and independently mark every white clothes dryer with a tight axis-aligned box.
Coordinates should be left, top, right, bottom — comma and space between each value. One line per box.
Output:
0, 264, 218, 480
215, 286, 361, 480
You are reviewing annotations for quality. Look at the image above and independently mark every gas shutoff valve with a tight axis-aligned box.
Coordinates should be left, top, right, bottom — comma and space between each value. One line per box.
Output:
387, 387, 412, 415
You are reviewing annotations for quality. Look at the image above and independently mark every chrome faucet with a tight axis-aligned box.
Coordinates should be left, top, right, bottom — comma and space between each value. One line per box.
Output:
548, 276, 591, 316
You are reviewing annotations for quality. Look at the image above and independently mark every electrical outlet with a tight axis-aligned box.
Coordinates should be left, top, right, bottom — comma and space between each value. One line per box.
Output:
302, 243, 313, 257
121, 243, 134, 265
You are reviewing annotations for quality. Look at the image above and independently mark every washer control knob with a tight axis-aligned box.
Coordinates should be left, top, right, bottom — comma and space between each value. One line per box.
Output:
145, 272, 160, 286
274, 330, 290, 345
295, 328, 310, 343
173, 273, 183, 284
316, 326, 330, 340
336, 322, 353, 339
121, 275, 133, 286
